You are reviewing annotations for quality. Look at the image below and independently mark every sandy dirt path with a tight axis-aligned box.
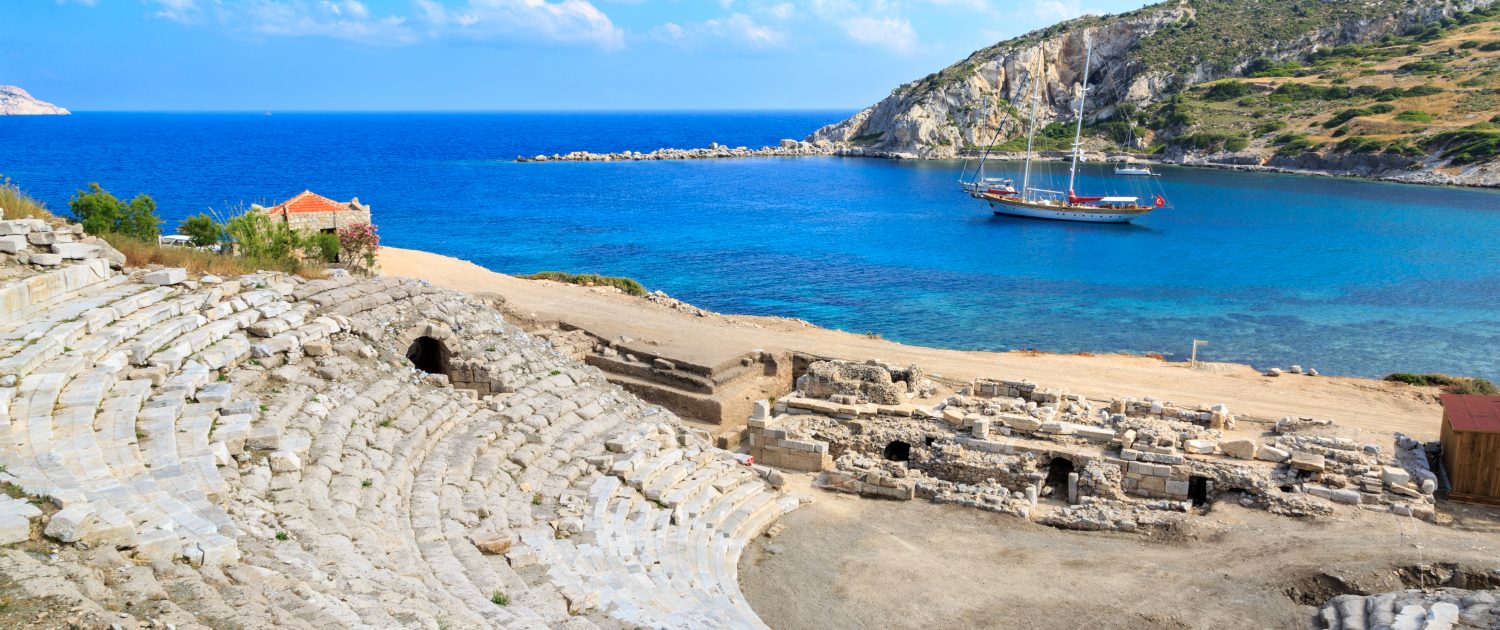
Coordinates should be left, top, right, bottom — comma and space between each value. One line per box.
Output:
379, 247, 1444, 439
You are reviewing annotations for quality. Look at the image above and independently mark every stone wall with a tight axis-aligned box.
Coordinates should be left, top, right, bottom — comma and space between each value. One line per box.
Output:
280, 206, 371, 233
747, 402, 831, 472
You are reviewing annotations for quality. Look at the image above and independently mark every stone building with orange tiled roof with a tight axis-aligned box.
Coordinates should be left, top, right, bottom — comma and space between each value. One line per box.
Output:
252, 190, 371, 234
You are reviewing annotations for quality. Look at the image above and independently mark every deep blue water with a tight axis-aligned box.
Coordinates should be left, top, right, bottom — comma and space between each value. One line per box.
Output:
3, 112, 1499, 380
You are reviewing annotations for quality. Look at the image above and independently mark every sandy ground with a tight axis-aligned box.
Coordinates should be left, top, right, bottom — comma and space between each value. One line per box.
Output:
738, 475, 1500, 630
379, 247, 1444, 439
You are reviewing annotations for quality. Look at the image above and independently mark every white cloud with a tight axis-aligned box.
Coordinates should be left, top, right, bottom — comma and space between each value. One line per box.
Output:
239, 0, 417, 45
150, 0, 198, 23
763, 2, 793, 20
427, 0, 626, 50
135, 0, 624, 50
653, 12, 786, 49
1033, 0, 1093, 22
839, 15, 915, 53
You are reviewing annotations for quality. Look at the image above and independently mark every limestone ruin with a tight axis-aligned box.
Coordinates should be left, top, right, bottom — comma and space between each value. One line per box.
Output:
750, 360, 1441, 532
0, 215, 800, 628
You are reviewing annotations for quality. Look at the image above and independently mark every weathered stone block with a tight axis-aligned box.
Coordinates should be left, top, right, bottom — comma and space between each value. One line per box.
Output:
1221, 439, 1258, 460
0, 235, 27, 253
1289, 451, 1326, 472
1183, 439, 1216, 455
145, 267, 188, 285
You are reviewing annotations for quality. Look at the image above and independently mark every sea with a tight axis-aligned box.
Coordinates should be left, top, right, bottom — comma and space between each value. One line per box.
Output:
2, 111, 1499, 381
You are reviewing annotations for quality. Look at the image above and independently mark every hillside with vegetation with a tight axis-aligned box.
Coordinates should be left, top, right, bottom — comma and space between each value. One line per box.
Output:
809, 0, 1500, 186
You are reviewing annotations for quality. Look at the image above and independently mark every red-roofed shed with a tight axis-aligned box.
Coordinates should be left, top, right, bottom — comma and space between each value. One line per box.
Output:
253, 190, 371, 233
1441, 394, 1500, 505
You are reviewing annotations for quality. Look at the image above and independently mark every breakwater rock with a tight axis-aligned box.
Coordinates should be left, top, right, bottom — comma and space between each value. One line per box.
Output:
516, 139, 838, 162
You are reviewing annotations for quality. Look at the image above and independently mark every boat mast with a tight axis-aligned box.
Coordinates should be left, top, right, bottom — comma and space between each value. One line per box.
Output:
974, 96, 989, 184
1020, 48, 1043, 202
1067, 33, 1093, 200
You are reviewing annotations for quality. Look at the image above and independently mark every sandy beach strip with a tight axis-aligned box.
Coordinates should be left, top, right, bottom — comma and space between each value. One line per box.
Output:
379, 246, 1444, 439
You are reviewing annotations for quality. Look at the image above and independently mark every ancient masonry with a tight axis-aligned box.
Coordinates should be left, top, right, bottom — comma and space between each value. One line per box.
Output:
749, 359, 1442, 532
0, 214, 801, 629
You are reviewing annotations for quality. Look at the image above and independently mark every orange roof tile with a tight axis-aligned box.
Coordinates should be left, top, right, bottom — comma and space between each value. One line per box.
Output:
266, 190, 350, 215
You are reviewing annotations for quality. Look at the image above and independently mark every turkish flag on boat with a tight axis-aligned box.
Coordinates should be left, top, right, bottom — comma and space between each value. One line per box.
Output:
1154, 195, 1166, 208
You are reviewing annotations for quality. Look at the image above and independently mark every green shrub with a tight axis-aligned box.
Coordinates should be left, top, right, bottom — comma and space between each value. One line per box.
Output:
1404, 84, 1444, 97
521, 271, 647, 296
306, 232, 340, 263
1224, 136, 1249, 152
1398, 60, 1446, 74
1461, 40, 1482, 49
177, 213, 223, 248
491, 592, 509, 607
1455, 378, 1500, 395
1334, 136, 1383, 153
1384, 140, 1426, 157
1368, 103, 1397, 114
1247, 58, 1303, 78
1324, 108, 1374, 128
1253, 120, 1287, 136
1385, 372, 1455, 387
1480, 41, 1500, 51
1202, 81, 1251, 101
1393, 109, 1433, 123
70, 183, 162, 241
1275, 135, 1317, 156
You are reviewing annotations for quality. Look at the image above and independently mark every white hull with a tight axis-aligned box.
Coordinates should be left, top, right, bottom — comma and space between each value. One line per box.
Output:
1114, 167, 1154, 176
988, 199, 1149, 223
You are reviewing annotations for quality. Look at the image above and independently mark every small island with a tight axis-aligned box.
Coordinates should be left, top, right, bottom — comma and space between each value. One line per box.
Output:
0, 85, 69, 115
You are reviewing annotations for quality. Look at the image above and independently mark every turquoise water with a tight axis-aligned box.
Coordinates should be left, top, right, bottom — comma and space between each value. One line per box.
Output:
2, 112, 1499, 379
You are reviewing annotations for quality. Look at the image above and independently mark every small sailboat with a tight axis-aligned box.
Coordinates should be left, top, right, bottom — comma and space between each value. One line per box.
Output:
1114, 164, 1155, 176
959, 97, 1017, 197
982, 35, 1165, 224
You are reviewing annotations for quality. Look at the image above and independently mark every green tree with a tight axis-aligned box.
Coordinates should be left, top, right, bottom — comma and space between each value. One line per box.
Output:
177, 213, 223, 248
224, 209, 304, 261
305, 232, 340, 263
69, 183, 161, 241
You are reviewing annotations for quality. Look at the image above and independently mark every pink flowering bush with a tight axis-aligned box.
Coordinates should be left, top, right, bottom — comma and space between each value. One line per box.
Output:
337, 222, 380, 275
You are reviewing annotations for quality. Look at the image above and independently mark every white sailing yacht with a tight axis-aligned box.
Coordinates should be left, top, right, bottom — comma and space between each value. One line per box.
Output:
981, 35, 1165, 224
960, 96, 1017, 197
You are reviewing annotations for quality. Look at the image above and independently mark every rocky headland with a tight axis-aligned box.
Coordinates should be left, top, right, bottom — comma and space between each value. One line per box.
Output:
0, 85, 68, 116
531, 0, 1500, 187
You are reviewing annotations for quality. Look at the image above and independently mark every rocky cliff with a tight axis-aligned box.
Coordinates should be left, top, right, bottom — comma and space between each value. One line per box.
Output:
809, 0, 1491, 160
0, 85, 69, 115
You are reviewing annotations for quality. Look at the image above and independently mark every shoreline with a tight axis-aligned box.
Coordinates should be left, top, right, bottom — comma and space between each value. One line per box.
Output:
518, 143, 1500, 190
377, 246, 1445, 439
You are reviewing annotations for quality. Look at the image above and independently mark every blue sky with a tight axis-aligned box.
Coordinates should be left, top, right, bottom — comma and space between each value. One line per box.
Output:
3, 0, 1153, 111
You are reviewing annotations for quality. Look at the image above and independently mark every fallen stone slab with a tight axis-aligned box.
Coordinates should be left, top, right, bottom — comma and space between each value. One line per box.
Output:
1290, 451, 1326, 472
1221, 439, 1258, 460
51, 242, 100, 259
44, 504, 98, 543
145, 267, 188, 285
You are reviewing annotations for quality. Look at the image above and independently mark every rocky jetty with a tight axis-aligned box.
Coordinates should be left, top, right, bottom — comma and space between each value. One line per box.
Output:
516, 140, 836, 162
0, 85, 69, 115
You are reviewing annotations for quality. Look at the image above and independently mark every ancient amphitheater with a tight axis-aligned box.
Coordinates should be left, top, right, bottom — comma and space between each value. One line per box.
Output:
0, 218, 800, 629
2, 216, 1499, 630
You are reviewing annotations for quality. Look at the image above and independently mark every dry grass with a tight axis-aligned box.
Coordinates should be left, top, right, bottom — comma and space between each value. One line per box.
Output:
0, 177, 58, 222
102, 234, 326, 279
